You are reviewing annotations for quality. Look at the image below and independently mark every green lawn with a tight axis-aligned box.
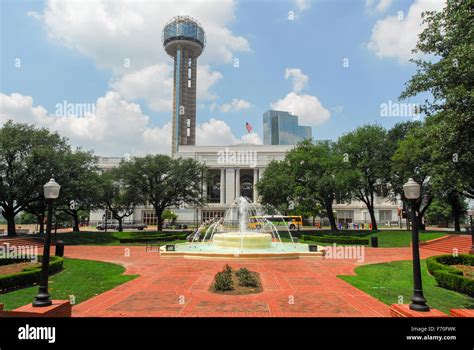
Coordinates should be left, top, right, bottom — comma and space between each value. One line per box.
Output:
0, 258, 138, 310
366, 231, 446, 247
297, 230, 446, 247
339, 260, 474, 314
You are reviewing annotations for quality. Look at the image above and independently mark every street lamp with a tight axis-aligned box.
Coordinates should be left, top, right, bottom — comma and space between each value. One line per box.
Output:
403, 178, 429, 312
33, 178, 60, 307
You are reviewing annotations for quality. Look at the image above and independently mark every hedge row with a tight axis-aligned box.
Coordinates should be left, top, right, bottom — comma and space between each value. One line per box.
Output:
0, 256, 64, 292
301, 235, 369, 245
298, 229, 376, 237
426, 254, 474, 297
0, 258, 30, 266
119, 233, 188, 243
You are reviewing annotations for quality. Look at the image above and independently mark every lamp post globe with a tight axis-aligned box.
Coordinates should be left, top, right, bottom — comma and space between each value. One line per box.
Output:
403, 177, 429, 312
44, 178, 61, 199
403, 178, 420, 200
33, 178, 60, 307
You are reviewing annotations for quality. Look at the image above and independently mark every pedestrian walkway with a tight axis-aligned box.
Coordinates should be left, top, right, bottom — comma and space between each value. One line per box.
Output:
58, 246, 442, 317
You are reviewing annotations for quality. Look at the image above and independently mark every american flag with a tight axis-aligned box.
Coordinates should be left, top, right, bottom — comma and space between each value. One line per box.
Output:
246, 122, 253, 133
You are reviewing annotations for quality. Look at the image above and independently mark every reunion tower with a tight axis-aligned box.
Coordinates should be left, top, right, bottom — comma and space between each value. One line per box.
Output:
162, 16, 206, 156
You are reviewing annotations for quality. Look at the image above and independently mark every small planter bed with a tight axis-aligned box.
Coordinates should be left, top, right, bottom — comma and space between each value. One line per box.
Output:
426, 254, 474, 297
210, 265, 262, 295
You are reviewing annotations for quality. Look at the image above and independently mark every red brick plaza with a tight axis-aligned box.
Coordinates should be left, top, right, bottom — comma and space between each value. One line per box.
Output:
64, 246, 442, 317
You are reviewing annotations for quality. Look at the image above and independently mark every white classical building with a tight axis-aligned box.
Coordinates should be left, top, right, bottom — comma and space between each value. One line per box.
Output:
89, 144, 400, 228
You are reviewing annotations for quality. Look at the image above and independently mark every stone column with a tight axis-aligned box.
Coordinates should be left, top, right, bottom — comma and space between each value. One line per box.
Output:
220, 168, 225, 204
253, 168, 259, 204
225, 168, 236, 205
235, 168, 240, 199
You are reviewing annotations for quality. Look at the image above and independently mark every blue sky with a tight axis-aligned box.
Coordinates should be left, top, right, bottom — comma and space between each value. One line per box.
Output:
0, 0, 443, 156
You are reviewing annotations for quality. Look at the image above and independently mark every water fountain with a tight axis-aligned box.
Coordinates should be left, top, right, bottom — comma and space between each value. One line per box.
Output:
160, 197, 324, 259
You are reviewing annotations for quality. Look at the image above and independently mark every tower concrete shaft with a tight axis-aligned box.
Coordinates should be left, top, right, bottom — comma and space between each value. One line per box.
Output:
171, 48, 198, 156
162, 16, 205, 156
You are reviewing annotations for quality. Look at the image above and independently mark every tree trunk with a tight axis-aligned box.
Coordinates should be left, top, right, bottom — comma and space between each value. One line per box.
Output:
155, 207, 164, 232
6, 213, 17, 237
117, 217, 123, 232
72, 211, 80, 232
39, 219, 45, 235
368, 205, 378, 231
325, 202, 338, 232
448, 192, 462, 232
37, 210, 45, 234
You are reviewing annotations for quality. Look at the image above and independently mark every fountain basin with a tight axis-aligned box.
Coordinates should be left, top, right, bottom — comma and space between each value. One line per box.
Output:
212, 232, 272, 249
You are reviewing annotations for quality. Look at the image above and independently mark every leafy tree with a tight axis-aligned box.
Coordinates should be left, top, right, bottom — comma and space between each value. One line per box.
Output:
97, 168, 137, 232
55, 150, 101, 232
0, 121, 70, 236
120, 155, 205, 231
391, 124, 433, 229
162, 210, 178, 224
400, 0, 473, 198
425, 195, 467, 229
256, 160, 295, 215
336, 125, 392, 230
286, 140, 354, 231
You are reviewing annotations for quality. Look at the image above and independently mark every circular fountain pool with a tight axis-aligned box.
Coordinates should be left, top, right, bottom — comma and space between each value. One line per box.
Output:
159, 196, 325, 259
212, 232, 272, 249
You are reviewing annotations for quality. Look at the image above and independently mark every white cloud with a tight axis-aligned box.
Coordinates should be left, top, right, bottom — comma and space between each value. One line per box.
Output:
270, 92, 330, 126
294, 0, 310, 11
110, 64, 173, 112
366, 0, 393, 13
367, 0, 445, 62
285, 67, 309, 93
1, 92, 259, 155
196, 118, 261, 145
196, 65, 223, 101
41, 0, 250, 72
219, 99, 252, 113
39, 0, 247, 113
110, 64, 222, 112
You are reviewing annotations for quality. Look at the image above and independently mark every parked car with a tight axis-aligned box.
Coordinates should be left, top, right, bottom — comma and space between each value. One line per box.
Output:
96, 223, 147, 231
96, 223, 118, 231
121, 223, 147, 231
163, 222, 188, 229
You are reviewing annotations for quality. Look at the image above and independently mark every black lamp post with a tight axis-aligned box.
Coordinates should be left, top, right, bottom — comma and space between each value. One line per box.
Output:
403, 178, 429, 312
33, 178, 61, 307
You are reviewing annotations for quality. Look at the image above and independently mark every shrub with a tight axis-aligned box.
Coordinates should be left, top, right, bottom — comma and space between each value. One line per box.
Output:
213, 270, 234, 291
301, 235, 369, 245
426, 254, 474, 297
0, 256, 64, 292
236, 268, 258, 287
118, 233, 188, 243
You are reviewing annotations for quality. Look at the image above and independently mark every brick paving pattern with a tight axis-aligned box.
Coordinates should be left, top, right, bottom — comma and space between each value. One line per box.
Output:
58, 245, 443, 317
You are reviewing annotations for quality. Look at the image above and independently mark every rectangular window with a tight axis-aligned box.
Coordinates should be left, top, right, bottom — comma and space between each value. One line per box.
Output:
188, 79, 191, 88
202, 210, 225, 222
142, 210, 157, 226
379, 210, 392, 223
337, 210, 353, 224
188, 67, 192, 79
